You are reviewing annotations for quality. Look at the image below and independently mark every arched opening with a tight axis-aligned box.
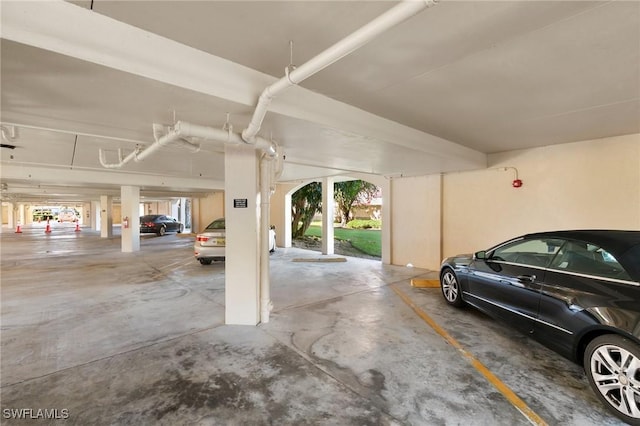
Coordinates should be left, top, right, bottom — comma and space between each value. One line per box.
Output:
283, 177, 386, 261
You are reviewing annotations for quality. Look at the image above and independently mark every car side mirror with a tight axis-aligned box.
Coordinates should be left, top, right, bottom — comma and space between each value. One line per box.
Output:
474, 250, 487, 260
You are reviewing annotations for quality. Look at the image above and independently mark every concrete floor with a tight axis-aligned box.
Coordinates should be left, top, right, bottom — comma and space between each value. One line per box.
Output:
0, 223, 627, 425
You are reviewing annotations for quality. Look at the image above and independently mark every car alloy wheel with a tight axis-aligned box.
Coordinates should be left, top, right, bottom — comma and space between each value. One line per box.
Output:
584, 334, 640, 424
158, 226, 166, 236
440, 268, 464, 307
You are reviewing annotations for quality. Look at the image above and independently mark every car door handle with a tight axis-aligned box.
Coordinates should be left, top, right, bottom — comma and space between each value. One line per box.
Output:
517, 275, 536, 283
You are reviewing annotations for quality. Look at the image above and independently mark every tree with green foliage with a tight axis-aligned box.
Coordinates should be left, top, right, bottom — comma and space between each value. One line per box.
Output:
334, 180, 378, 226
291, 182, 322, 238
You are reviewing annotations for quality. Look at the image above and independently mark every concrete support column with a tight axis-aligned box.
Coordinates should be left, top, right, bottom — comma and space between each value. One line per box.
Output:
91, 200, 100, 231
224, 145, 260, 325
170, 199, 179, 219
380, 179, 392, 265
17, 204, 25, 228
322, 177, 335, 255
178, 197, 187, 230
270, 183, 296, 249
282, 192, 292, 248
100, 195, 113, 238
6, 202, 15, 229
81, 202, 90, 225
191, 198, 201, 234
120, 185, 140, 253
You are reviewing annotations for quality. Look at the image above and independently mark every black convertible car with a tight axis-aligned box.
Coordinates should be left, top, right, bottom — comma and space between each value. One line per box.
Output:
139, 215, 184, 236
439, 230, 640, 424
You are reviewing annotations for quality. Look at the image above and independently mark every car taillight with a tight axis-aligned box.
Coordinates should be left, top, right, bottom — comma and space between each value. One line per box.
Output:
197, 236, 209, 242
145, 222, 155, 227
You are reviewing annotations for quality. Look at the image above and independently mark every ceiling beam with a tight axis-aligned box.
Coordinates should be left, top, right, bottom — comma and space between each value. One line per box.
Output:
2, 0, 486, 170
1, 164, 224, 194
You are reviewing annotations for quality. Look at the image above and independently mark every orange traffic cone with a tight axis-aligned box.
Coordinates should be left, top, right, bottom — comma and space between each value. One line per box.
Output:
15, 223, 22, 233
74, 222, 81, 232
45, 219, 52, 234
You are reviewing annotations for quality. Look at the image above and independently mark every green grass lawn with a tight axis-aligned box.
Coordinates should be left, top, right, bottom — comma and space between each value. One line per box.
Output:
304, 224, 381, 257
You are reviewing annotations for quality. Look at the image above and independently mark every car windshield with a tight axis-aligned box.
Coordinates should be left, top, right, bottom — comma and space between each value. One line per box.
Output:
140, 215, 160, 222
205, 219, 225, 230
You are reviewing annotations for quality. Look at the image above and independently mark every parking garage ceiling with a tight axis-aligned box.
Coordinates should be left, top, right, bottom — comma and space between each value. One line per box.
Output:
1, 0, 639, 203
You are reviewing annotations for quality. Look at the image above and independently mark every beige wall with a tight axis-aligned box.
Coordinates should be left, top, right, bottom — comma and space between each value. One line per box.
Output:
442, 133, 640, 259
389, 174, 442, 269
191, 193, 224, 233
142, 201, 171, 216
112, 204, 122, 223
387, 133, 639, 270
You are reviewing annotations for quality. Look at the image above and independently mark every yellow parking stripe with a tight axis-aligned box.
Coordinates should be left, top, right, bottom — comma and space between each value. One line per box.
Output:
390, 283, 548, 426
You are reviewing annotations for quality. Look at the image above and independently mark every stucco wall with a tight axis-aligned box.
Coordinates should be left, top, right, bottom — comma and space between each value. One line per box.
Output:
142, 201, 171, 216
390, 174, 442, 269
442, 133, 640, 258
191, 193, 224, 233
388, 133, 639, 270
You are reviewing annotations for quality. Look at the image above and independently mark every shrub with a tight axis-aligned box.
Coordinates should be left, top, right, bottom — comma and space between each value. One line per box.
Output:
345, 219, 381, 230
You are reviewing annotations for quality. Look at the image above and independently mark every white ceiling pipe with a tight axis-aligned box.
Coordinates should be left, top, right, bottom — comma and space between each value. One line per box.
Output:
153, 123, 201, 153
2, 122, 151, 145
174, 138, 201, 153
99, 126, 182, 167
174, 121, 277, 157
174, 121, 243, 143
1, 125, 19, 142
98, 120, 277, 169
241, 0, 438, 143
152, 123, 166, 144
110, 123, 200, 165
99, 147, 139, 169
134, 127, 182, 162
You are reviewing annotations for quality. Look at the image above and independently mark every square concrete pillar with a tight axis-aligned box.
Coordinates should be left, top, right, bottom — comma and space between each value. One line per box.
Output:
5, 202, 14, 229
17, 204, 25, 228
270, 183, 297, 249
120, 186, 140, 252
379, 179, 392, 265
224, 145, 260, 325
100, 195, 113, 238
322, 177, 335, 255
91, 200, 100, 231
